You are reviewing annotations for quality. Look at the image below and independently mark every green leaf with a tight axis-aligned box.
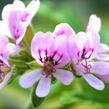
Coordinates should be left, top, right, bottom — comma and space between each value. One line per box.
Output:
32, 84, 45, 107
73, 78, 109, 105
27, 61, 42, 69
22, 26, 34, 53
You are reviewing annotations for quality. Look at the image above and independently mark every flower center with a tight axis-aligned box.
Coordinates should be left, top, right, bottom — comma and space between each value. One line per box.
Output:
77, 48, 94, 74
38, 49, 63, 77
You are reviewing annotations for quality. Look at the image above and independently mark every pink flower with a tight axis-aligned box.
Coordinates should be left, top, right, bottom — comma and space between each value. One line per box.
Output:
0, 36, 14, 89
19, 32, 74, 97
0, 0, 40, 44
68, 15, 109, 90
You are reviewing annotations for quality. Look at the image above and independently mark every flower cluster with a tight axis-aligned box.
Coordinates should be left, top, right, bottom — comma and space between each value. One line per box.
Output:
0, 0, 109, 99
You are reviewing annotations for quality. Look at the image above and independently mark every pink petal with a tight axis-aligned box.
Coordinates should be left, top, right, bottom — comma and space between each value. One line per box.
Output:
53, 23, 75, 37
54, 35, 70, 68
36, 76, 51, 97
2, 1, 25, 22
13, 0, 25, 11
97, 74, 109, 83
8, 11, 25, 44
31, 32, 55, 64
0, 54, 9, 67
7, 43, 21, 55
19, 69, 42, 88
90, 62, 109, 75
86, 14, 101, 33
0, 35, 9, 53
68, 32, 87, 63
53, 69, 74, 85
0, 21, 11, 36
95, 53, 109, 61
86, 31, 100, 54
98, 43, 109, 53
0, 72, 12, 89
24, 0, 40, 24
83, 74, 104, 90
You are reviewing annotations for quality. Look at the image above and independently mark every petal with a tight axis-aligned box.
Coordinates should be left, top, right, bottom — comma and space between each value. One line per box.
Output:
7, 43, 21, 55
83, 74, 104, 90
53, 69, 74, 85
53, 23, 75, 37
8, 11, 25, 43
90, 62, 109, 75
0, 35, 9, 53
0, 21, 11, 36
0, 72, 12, 89
98, 43, 109, 53
86, 14, 101, 33
31, 32, 55, 64
54, 35, 70, 68
2, 1, 25, 21
97, 74, 109, 83
19, 69, 42, 88
36, 76, 51, 97
68, 32, 87, 63
0, 54, 10, 67
24, 0, 40, 23
13, 0, 25, 10
95, 53, 109, 61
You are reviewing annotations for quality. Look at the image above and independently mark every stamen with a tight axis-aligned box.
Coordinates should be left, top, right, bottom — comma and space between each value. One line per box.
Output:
38, 49, 43, 63
77, 47, 94, 74
54, 54, 63, 65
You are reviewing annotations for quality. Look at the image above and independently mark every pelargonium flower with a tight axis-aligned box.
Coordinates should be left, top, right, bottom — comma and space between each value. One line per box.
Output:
19, 32, 74, 97
0, 0, 40, 44
0, 35, 17, 89
68, 15, 109, 90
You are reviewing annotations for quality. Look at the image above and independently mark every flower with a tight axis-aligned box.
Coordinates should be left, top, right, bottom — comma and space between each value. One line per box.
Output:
0, 0, 40, 44
0, 35, 14, 89
68, 14, 109, 90
19, 32, 74, 97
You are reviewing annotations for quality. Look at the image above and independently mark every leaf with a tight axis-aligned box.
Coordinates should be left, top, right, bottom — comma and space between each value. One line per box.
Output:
27, 61, 42, 69
73, 78, 109, 105
32, 84, 45, 107
22, 26, 34, 53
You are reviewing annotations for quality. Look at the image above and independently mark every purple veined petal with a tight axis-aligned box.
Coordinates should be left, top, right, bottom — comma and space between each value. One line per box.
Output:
7, 43, 21, 55
31, 32, 55, 65
19, 69, 42, 88
2, 1, 25, 22
83, 73, 104, 90
90, 61, 109, 75
95, 53, 109, 61
53, 23, 75, 37
53, 69, 74, 85
98, 43, 109, 53
54, 35, 70, 68
16, 28, 26, 45
36, 76, 51, 97
8, 11, 26, 44
85, 31, 100, 58
86, 14, 101, 33
0, 72, 12, 89
68, 32, 87, 63
23, 0, 40, 24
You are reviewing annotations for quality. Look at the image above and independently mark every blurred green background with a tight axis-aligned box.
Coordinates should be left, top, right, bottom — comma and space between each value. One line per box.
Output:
0, 0, 109, 109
